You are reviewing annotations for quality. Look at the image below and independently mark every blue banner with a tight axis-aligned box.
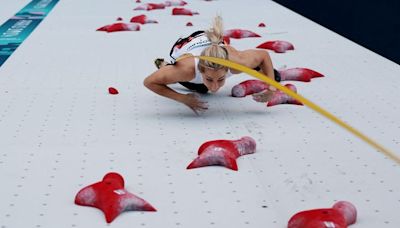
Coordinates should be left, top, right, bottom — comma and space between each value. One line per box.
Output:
0, 0, 59, 67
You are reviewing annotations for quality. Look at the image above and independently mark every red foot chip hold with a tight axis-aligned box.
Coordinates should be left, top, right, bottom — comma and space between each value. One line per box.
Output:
96, 23, 140, 33
224, 29, 261, 39
136, 0, 141, 2
172, 7, 199, 16
186, 22, 193, 26
258, 22, 266, 27
231, 79, 269, 97
279, 68, 324, 82
256, 40, 294, 53
288, 201, 357, 228
108, 87, 119, 95
116, 17, 123, 21
267, 84, 303, 107
130, 14, 158, 24
75, 172, 157, 223
164, 0, 187, 6
187, 137, 256, 171
134, 3, 165, 11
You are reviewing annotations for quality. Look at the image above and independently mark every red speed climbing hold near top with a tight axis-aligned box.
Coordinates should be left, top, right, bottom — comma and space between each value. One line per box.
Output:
224, 29, 261, 39
256, 40, 294, 53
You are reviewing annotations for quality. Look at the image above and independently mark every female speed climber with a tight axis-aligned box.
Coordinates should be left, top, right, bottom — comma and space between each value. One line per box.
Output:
144, 16, 282, 114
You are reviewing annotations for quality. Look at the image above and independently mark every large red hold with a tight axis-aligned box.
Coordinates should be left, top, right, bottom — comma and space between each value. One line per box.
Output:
256, 40, 294, 53
288, 201, 357, 228
231, 79, 269, 97
187, 136, 256, 171
75, 173, 156, 223
266, 84, 303, 107
279, 68, 324, 82
231, 81, 303, 107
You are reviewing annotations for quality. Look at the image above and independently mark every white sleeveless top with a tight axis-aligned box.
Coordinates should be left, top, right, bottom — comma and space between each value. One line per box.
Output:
170, 34, 233, 84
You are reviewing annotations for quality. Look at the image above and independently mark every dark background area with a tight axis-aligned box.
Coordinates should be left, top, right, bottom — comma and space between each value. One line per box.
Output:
273, 0, 400, 65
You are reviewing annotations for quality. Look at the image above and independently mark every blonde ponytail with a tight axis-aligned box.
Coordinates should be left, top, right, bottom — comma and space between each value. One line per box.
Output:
205, 15, 224, 44
198, 16, 229, 72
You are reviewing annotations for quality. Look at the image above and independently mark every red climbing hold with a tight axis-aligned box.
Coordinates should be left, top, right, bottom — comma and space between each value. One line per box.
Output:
224, 29, 261, 39
75, 173, 156, 223
266, 84, 303, 107
187, 137, 256, 171
107, 23, 140, 32
256, 40, 294, 53
279, 68, 324, 82
172, 7, 199, 16
231, 80, 269, 97
130, 14, 158, 24
288, 201, 357, 228
223, 36, 230, 44
108, 87, 119, 95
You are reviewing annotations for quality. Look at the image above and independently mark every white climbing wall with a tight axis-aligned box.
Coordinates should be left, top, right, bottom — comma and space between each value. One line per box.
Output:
1, 0, 400, 227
